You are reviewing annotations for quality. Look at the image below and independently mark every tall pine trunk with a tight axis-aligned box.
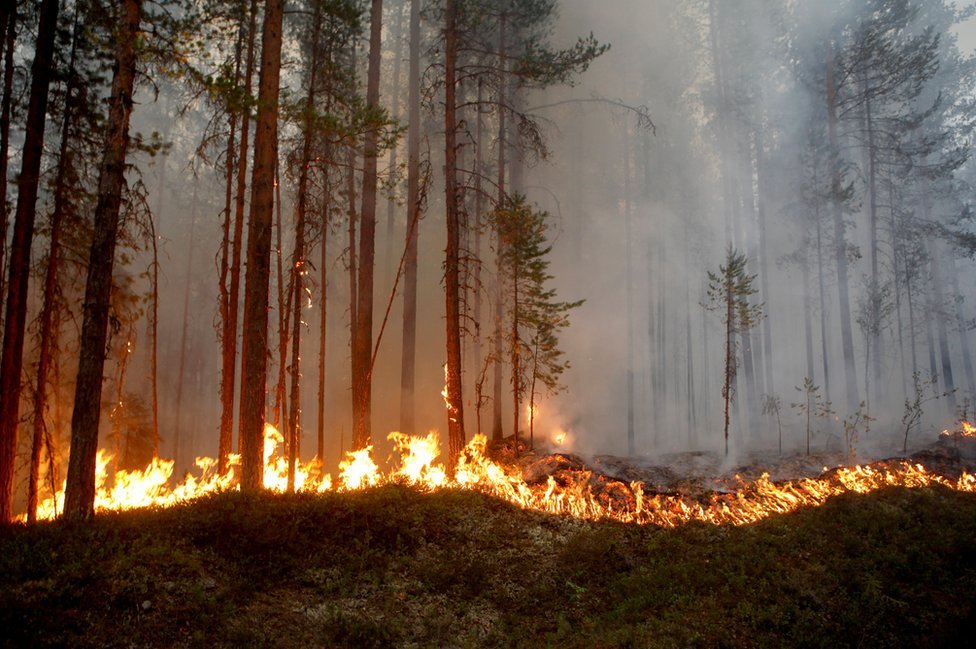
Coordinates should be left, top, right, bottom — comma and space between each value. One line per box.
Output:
399, 0, 421, 437
351, 0, 383, 450
443, 0, 465, 467
0, 7, 16, 307
0, 0, 60, 521
287, 2, 323, 491
63, 0, 140, 521
491, 14, 507, 443
218, 5, 246, 472
228, 0, 258, 461
239, 0, 284, 491
825, 41, 859, 413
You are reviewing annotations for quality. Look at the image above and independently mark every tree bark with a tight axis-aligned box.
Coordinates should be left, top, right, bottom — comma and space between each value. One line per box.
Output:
63, 0, 140, 522
444, 0, 465, 467
239, 0, 284, 492
0, 0, 60, 521
0, 7, 16, 307
399, 0, 421, 437
491, 14, 507, 443
287, 1, 322, 491
352, 0, 383, 450
825, 40, 860, 413
229, 0, 258, 461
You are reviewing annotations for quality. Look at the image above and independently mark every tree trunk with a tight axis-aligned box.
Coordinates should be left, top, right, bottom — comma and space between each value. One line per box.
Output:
491, 14, 507, 443
825, 41, 859, 414
0, 7, 16, 308
399, 0, 421, 437
28, 3, 81, 521
239, 0, 284, 492
317, 188, 329, 460
63, 0, 140, 522
864, 85, 882, 405
352, 0, 383, 451
172, 201, 196, 472
230, 0, 258, 460
385, 1, 405, 282
444, 0, 465, 467
218, 4, 246, 471
623, 130, 635, 456
0, 0, 59, 521
288, 2, 322, 491
273, 165, 290, 431
949, 258, 976, 404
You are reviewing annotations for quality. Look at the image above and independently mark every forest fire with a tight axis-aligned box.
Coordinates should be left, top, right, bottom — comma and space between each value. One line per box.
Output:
22, 424, 976, 526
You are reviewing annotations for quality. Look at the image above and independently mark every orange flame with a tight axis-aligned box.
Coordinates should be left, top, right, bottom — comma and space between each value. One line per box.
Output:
21, 425, 976, 526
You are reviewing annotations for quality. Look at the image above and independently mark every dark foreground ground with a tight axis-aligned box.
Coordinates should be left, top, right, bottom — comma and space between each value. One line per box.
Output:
2, 484, 975, 648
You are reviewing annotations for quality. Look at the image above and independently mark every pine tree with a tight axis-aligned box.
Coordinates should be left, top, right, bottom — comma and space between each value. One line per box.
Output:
705, 245, 764, 456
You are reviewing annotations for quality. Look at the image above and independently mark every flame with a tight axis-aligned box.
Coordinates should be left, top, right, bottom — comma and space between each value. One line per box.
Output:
20, 423, 976, 526
941, 421, 976, 438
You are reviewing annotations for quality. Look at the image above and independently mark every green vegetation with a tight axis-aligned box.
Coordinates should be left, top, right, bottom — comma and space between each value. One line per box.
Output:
2, 484, 975, 647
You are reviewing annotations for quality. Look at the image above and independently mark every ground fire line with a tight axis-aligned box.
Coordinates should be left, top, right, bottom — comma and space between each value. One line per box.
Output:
20, 423, 976, 525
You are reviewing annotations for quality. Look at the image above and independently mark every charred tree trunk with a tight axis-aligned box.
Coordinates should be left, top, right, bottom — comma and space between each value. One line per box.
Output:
63, 0, 140, 521
444, 0, 465, 467
239, 0, 284, 492
352, 0, 383, 451
399, 0, 421, 437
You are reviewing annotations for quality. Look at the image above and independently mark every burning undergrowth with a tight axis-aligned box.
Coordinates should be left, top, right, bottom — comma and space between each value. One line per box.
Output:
19, 423, 976, 528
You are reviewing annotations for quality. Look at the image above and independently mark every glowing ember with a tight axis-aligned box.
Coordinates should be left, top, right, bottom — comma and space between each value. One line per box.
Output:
20, 425, 976, 526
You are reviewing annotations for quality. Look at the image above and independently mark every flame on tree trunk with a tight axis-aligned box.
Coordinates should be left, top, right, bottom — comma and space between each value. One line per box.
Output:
239, 0, 284, 492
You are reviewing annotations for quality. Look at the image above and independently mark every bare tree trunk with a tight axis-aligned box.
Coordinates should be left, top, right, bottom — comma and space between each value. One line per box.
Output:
385, 1, 405, 282
218, 4, 247, 471
444, 0, 465, 467
288, 2, 323, 491
623, 130, 635, 456
491, 14, 507, 443
352, 0, 383, 450
825, 41, 860, 413
0, 0, 59, 521
949, 258, 975, 403
317, 189, 329, 460
0, 7, 16, 308
28, 5, 79, 521
63, 0, 140, 521
149, 216, 159, 458
172, 202, 197, 472
239, 0, 284, 492
399, 0, 421, 437
273, 165, 289, 430
471, 76, 484, 433
230, 0, 258, 460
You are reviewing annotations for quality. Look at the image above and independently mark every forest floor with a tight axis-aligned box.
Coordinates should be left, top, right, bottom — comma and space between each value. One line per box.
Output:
2, 472, 976, 648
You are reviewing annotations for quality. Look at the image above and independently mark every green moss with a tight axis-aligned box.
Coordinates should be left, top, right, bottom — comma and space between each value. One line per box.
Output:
1, 485, 975, 647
